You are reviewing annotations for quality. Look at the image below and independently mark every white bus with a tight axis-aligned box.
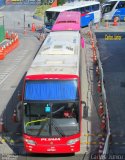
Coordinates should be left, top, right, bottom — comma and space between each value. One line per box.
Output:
44, 1, 101, 30
102, 0, 125, 20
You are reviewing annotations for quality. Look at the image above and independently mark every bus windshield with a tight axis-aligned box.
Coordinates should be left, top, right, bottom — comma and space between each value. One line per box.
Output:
24, 102, 80, 137
44, 11, 60, 26
102, 1, 117, 14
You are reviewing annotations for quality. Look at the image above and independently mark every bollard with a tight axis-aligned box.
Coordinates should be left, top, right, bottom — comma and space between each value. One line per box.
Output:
16, 35, 19, 46
100, 137, 105, 145
98, 144, 103, 155
96, 66, 100, 76
11, 39, 14, 50
12, 109, 18, 123
95, 23, 99, 29
24, 29, 27, 35
6, 43, 11, 54
101, 114, 106, 120
5, 31, 10, 39
0, 118, 5, 133
87, 30, 92, 39
100, 119, 106, 131
0, 47, 5, 60
91, 39, 95, 49
97, 80, 102, 93
17, 91, 22, 101
105, 21, 109, 28
31, 23, 36, 32
93, 55, 98, 65
98, 102, 104, 117
92, 53, 96, 61
3, 45, 7, 56
13, 38, 17, 49
11, 32, 15, 40
113, 17, 118, 26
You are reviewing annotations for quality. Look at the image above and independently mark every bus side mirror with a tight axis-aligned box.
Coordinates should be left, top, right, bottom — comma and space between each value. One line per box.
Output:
81, 101, 88, 118
81, 37, 84, 48
17, 91, 22, 102
12, 102, 23, 123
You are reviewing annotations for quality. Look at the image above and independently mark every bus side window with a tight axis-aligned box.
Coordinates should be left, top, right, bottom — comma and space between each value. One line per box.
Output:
85, 6, 91, 13
116, 1, 125, 9
92, 4, 99, 11
77, 8, 81, 13
103, 5, 112, 13
81, 7, 86, 14
77, 7, 82, 13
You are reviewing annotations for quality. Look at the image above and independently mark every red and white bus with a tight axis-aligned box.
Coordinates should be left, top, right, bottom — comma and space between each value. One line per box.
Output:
21, 12, 85, 154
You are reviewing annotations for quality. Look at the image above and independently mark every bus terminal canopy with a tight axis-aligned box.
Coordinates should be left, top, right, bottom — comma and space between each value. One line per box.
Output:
24, 80, 78, 101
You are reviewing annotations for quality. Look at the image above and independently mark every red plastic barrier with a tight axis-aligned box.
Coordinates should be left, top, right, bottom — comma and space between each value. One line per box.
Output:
0, 118, 5, 132
98, 102, 104, 117
0, 47, 5, 60
5, 31, 11, 39
2, 32, 20, 60
97, 80, 102, 93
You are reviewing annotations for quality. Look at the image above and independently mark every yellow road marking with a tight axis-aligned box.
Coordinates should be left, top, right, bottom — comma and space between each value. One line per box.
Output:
1, 138, 5, 143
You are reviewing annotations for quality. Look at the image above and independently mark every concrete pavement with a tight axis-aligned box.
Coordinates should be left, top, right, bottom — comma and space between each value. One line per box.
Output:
0, 33, 42, 155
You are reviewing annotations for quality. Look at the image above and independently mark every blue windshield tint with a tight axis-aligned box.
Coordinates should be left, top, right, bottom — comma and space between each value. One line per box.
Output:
24, 80, 78, 101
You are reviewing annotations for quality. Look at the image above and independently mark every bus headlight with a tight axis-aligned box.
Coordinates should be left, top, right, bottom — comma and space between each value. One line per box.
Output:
67, 138, 80, 145
24, 139, 36, 146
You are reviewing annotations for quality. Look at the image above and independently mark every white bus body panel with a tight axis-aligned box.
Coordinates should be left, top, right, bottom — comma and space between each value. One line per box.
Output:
27, 31, 81, 77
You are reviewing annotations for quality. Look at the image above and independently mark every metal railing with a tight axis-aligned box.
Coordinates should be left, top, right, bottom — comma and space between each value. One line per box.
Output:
93, 31, 111, 156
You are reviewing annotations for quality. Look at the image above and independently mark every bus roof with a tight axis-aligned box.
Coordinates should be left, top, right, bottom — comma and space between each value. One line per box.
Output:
104, 0, 123, 2
46, 1, 100, 12
52, 11, 81, 31
26, 31, 81, 78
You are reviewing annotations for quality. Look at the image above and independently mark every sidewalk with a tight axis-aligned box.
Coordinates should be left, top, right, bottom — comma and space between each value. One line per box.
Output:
76, 28, 101, 157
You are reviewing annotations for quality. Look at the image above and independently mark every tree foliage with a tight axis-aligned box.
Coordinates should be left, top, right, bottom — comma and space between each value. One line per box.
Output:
58, 0, 66, 5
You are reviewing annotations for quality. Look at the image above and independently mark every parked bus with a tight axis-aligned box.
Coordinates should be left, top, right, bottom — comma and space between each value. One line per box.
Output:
22, 31, 85, 154
52, 11, 81, 31
19, 14, 85, 153
102, 0, 125, 20
44, 1, 101, 30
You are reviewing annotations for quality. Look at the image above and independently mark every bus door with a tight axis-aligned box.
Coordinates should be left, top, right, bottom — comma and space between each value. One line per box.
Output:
113, 1, 125, 21
80, 6, 94, 27
91, 4, 100, 23
102, 4, 112, 20
102, 1, 117, 20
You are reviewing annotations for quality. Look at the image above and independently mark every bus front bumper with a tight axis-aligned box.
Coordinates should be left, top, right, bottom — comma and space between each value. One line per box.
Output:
24, 142, 80, 154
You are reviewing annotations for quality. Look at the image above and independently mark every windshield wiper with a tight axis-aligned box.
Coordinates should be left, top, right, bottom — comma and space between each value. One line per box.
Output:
37, 119, 49, 136
52, 106, 64, 115
51, 119, 65, 137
